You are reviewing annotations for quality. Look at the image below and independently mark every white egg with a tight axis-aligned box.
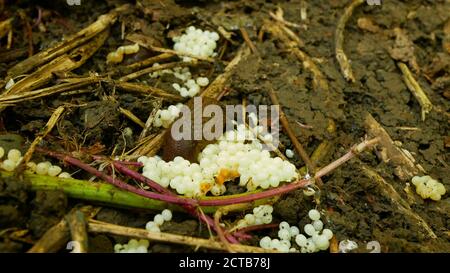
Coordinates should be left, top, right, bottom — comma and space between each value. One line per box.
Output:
295, 234, 307, 247
58, 172, 72, 179
289, 226, 300, 238
1, 159, 16, 172
161, 209, 172, 222
7, 149, 21, 162
304, 224, 316, 236
154, 214, 165, 226
259, 236, 271, 249
308, 209, 321, 221
313, 220, 324, 231
48, 165, 62, 177
278, 229, 291, 241
36, 162, 50, 175
322, 229, 333, 240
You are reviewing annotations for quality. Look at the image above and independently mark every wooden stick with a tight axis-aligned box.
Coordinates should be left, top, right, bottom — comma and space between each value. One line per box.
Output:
264, 21, 328, 91
364, 113, 423, 180
335, 0, 364, 82
397, 62, 433, 121
139, 100, 162, 141
21, 106, 65, 166
119, 53, 174, 74
201, 44, 251, 99
214, 203, 251, 253
112, 81, 183, 102
27, 206, 98, 253
119, 107, 146, 128
359, 163, 437, 239
267, 89, 321, 185
27, 219, 70, 253
87, 219, 274, 253
66, 210, 89, 253
240, 27, 258, 54
7, 4, 131, 78
0, 77, 99, 106
148, 45, 215, 63
125, 34, 215, 63
118, 61, 192, 82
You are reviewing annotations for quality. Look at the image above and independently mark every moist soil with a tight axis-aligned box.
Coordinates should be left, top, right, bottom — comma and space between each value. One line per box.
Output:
0, 0, 449, 253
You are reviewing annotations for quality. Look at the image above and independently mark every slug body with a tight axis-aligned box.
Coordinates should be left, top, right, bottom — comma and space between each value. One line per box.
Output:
162, 97, 226, 163
106, 43, 140, 64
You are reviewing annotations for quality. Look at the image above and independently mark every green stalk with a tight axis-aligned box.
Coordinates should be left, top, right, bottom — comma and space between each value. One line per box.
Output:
0, 172, 272, 214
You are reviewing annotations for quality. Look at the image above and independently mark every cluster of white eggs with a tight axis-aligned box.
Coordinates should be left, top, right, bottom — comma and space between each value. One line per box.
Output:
203, 143, 298, 191
27, 161, 71, 178
259, 209, 333, 253
172, 26, 219, 62
294, 209, 333, 253
246, 112, 276, 144
0, 147, 71, 178
0, 147, 22, 172
149, 64, 209, 98
259, 222, 299, 253
152, 103, 184, 128
145, 209, 173, 233
172, 77, 209, 98
199, 125, 298, 191
139, 124, 298, 197
148, 26, 217, 97
114, 239, 149, 253
139, 155, 215, 197
412, 175, 446, 201
235, 205, 274, 229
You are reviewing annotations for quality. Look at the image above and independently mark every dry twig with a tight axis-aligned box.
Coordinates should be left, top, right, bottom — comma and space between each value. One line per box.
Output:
66, 210, 89, 253
119, 107, 146, 128
118, 61, 193, 82
267, 89, 321, 185
27, 206, 99, 253
364, 113, 424, 180
264, 21, 328, 91
7, 4, 131, 78
397, 62, 433, 121
214, 204, 252, 253
111, 81, 183, 102
360, 164, 437, 239
21, 106, 65, 166
201, 44, 251, 99
0, 77, 100, 107
335, 0, 364, 83
88, 219, 273, 253
239, 27, 258, 54
2, 29, 109, 102
139, 100, 162, 141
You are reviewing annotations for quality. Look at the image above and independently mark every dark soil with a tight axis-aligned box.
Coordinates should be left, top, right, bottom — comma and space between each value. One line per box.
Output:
0, 0, 448, 253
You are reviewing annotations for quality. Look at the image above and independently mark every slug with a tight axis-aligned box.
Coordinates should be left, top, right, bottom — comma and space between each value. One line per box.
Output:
106, 43, 140, 64
162, 97, 227, 163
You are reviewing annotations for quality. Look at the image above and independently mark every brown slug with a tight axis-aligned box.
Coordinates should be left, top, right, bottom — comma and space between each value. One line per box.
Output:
162, 97, 227, 163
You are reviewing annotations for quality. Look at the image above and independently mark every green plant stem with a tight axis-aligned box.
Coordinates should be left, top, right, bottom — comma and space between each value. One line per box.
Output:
0, 171, 271, 214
